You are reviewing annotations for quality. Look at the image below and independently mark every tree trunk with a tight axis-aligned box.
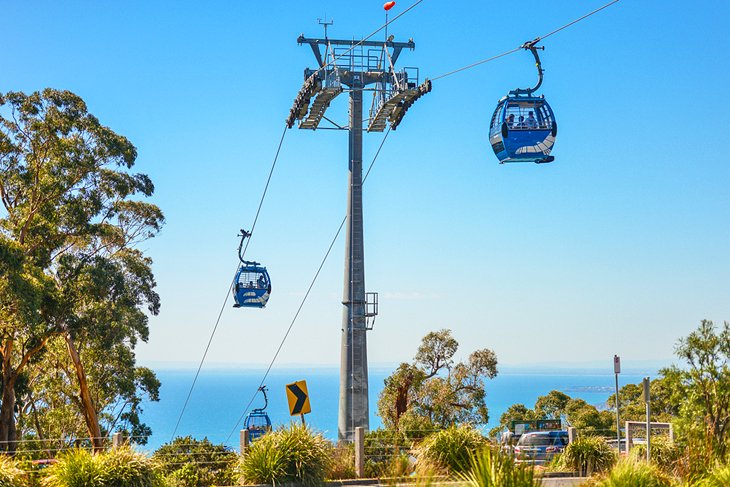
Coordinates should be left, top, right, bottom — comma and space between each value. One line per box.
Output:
64, 334, 103, 453
0, 339, 18, 453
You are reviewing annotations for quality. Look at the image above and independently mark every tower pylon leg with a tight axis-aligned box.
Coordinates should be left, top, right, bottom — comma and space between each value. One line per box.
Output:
338, 86, 369, 442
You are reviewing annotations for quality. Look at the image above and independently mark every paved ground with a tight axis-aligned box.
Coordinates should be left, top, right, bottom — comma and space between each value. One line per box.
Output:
233, 478, 586, 487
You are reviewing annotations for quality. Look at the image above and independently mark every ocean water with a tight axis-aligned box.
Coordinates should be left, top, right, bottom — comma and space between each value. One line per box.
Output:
138, 367, 653, 452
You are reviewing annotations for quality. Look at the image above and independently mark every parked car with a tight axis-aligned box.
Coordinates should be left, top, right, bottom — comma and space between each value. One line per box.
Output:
514, 430, 569, 464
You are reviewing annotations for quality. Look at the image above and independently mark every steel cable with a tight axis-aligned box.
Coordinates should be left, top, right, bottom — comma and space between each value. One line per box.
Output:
170, 124, 288, 441
431, 0, 621, 82
224, 127, 392, 445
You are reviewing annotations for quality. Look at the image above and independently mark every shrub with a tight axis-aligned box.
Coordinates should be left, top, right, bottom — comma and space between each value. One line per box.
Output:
42, 449, 102, 487
363, 428, 412, 478
364, 454, 413, 479
415, 425, 487, 475
628, 437, 680, 474
0, 455, 30, 487
327, 444, 355, 480
672, 434, 714, 482
42, 447, 162, 487
694, 463, 730, 487
458, 448, 538, 487
153, 436, 237, 486
586, 458, 672, 487
559, 436, 616, 476
96, 447, 162, 487
238, 423, 331, 486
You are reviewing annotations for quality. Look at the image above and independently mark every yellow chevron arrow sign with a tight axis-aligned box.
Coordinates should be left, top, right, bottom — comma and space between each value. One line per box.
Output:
286, 380, 311, 416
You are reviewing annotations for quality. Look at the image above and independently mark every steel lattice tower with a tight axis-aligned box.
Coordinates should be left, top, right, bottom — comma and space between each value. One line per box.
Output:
287, 24, 430, 442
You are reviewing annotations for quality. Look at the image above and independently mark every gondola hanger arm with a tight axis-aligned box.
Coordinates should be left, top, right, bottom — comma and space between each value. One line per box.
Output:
510, 39, 545, 97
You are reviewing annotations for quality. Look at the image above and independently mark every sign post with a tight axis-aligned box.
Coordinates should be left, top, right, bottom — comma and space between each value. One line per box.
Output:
286, 380, 312, 425
614, 355, 621, 455
642, 377, 651, 462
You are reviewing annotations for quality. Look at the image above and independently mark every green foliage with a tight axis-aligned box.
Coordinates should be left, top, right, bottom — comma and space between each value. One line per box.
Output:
458, 448, 538, 487
42, 449, 102, 487
95, 447, 162, 487
695, 463, 730, 487
377, 329, 498, 430
534, 391, 571, 419
585, 458, 672, 487
628, 437, 680, 474
0, 455, 30, 487
492, 391, 613, 437
364, 454, 412, 479
564, 399, 614, 433
42, 447, 162, 487
415, 425, 488, 475
489, 404, 536, 438
558, 436, 616, 476
608, 377, 680, 424
667, 320, 730, 458
672, 434, 715, 482
238, 423, 331, 486
238, 435, 285, 485
602, 320, 730, 474
152, 436, 237, 486
327, 443, 356, 480
362, 428, 411, 478
0, 88, 164, 448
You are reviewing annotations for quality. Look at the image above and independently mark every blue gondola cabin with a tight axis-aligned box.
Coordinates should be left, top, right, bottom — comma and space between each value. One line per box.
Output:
490, 95, 557, 164
233, 263, 271, 308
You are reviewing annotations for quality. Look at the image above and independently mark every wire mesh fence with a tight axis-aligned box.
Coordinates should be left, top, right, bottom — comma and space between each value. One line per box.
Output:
0, 423, 678, 478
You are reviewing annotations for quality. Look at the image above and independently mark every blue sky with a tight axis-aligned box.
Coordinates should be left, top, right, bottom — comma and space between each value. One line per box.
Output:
3, 0, 729, 371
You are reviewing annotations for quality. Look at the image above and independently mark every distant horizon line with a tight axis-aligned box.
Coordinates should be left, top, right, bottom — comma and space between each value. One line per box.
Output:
140, 358, 673, 375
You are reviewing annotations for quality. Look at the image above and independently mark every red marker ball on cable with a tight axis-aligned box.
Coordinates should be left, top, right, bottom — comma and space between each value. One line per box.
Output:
384, 1, 396, 11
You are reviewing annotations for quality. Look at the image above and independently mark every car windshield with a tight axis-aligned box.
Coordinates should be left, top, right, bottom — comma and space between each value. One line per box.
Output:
520, 435, 554, 446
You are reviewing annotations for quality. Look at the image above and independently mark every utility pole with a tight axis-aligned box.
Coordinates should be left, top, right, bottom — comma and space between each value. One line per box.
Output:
613, 355, 621, 455
286, 21, 430, 442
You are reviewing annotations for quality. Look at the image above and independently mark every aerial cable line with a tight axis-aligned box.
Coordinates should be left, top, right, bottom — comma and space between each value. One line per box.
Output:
538, 0, 621, 41
170, 124, 289, 441
431, 0, 621, 82
224, 127, 393, 444
174, 0, 419, 444
430, 48, 522, 82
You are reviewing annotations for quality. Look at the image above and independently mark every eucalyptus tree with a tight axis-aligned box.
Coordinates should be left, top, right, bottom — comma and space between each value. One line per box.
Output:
0, 89, 163, 452
377, 329, 498, 431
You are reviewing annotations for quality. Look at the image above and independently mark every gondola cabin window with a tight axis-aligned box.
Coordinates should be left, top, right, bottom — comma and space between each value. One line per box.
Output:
504, 101, 554, 130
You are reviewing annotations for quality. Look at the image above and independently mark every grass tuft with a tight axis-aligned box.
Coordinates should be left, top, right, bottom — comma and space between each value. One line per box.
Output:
458, 447, 538, 487
238, 423, 331, 486
415, 425, 487, 475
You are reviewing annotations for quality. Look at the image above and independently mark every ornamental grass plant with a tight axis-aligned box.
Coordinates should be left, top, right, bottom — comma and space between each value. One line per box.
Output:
585, 458, 673, 487
415, 425, 487, 475
42, 447, 162, 487
41, 449, 101, 487
558, 436, 616, 477
238, 423, 331, 486
693, 463, 730, 487
96, 447, 163, 487
458, 447, 538, 487
628, 437, 680, 476
0, 455, 30, 487
327, 443, 355, 480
